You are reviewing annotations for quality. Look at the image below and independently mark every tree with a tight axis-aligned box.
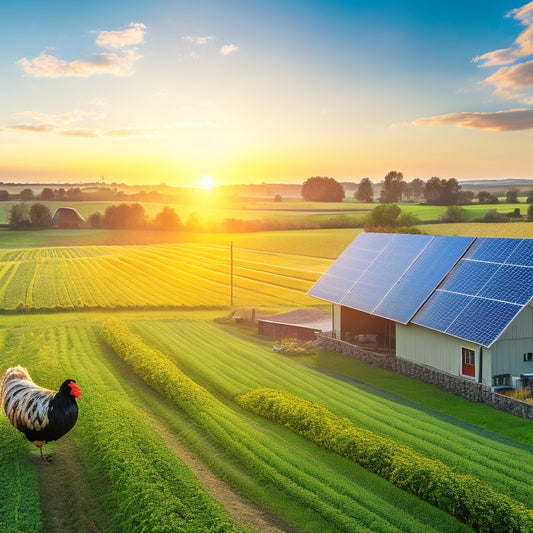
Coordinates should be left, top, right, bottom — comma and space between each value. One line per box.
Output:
29, 203, 52, 228
301, 177, 345, 202
355, 177, 373, 202
506, 190, 519, 203
477, 191, 499, 204
39, 187, 55, 201
152, 206, 183, 231
102, 203, 146, 229
424, 177, 461, 205
8, 203, 29, 229
0, 190, 9, 201
20, 188, 34, 201
528, 204, 533, 222
88, 212, 102, 228
379, 171, 404, 203
366, 203, 401, 228
440, 205, 468, 223
397, 212, 421, 228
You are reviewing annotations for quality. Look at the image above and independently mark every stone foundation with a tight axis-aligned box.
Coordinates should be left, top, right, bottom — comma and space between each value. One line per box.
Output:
318, 336, 533, 419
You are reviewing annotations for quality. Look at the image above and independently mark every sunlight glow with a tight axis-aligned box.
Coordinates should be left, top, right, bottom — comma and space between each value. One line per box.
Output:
199, 175, 216, 190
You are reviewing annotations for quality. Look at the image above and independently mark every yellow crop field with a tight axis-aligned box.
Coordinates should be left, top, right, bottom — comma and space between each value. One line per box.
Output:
0, 243, 333, 312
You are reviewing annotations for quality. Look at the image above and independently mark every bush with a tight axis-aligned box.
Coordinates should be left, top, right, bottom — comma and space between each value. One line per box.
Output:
274, 338, 319, 356
236, 388, 533, 532
440, 205, 468, 223
483, 210, 509, 223
528, 204, 533, 222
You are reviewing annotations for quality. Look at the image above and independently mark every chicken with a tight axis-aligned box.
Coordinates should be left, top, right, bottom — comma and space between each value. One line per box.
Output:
1, 366, 81, 463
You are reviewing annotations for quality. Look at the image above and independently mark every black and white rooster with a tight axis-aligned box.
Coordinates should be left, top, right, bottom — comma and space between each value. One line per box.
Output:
1, 366, 81, 463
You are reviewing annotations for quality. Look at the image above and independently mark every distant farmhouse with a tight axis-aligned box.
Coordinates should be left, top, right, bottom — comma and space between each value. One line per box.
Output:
52, 207, 85, 229
309, 232, 533, 390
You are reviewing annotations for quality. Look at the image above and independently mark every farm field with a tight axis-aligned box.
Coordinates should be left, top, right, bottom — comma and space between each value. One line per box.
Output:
1, 226, 533, 532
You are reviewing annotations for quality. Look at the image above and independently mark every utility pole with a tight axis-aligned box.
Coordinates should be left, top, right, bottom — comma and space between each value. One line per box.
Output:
230, 241, 234, 307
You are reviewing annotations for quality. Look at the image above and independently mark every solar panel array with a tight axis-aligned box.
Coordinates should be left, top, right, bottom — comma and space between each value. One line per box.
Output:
309, 233, 533, 347
308, 233, 474, 324
412, 238, 533, 347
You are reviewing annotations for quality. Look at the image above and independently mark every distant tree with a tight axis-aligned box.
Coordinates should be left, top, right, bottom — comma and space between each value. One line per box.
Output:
0, 190, 9, 201
410, 178, 425, 202
397, 211, 421, 228
379, 171, 404, 203
152, 206, 183, 231
102, 203, 146, 229
440, 205, 468, 223
8, 203, 30, 229
20, 188, 34, 201
88, 212, 102, 228
424, 177, 461, 205
483, 209, 509, 223
185, 212, 201, 231
355, 177, 373, 202
301, 177, 345, 202
527, 195, 533, 204
477, 191, 499, 204
66, 187, 83, 201
29, 203, 52, 228
273, 194, 282, 202
54, 188, 66, 201
39, 187, 55, 201
528, 204, 533, 222
506, 190, 519, 203
366, 203, 401, 229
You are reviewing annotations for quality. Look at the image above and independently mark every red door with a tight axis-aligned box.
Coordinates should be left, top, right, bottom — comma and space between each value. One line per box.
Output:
462, 348, 475, 378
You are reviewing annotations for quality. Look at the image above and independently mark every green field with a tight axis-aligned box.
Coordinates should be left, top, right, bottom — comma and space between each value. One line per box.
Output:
1, 225, 533, 532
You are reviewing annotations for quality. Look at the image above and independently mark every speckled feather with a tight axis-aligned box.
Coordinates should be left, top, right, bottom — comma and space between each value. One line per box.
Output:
1, 366, 54, 433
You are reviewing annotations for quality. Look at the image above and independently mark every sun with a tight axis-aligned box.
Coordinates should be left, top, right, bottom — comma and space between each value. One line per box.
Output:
199, 175, 216, 190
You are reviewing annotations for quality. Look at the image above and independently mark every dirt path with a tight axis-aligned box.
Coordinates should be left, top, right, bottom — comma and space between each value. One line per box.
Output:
143, 409, 298, 533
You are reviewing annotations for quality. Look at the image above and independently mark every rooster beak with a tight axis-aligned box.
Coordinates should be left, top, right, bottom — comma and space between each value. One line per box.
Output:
68, 382, 81, 398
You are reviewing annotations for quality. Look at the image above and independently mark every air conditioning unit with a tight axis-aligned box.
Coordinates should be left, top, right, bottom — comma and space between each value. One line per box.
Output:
511, 376, 522, 389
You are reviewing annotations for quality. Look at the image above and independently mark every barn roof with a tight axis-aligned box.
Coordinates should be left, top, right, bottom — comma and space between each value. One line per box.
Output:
258, 308, 331, 332
51, 207, 85, 223
308, 232, 533, 348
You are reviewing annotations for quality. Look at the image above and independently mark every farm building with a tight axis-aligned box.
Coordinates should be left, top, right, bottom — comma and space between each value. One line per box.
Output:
52, 207, 85, 229
258, 308, 331, 340
308, 232, 533, 389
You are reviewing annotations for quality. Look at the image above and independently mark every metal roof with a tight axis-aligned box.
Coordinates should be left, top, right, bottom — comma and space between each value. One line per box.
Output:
308, 232, 533, 347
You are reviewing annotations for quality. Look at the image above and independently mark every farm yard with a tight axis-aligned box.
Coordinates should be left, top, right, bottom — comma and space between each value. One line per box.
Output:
1, 224, 533, 532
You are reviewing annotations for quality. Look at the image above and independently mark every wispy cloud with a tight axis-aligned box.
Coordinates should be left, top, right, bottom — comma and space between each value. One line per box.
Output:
17, 22, 146, 78
182, 35, 214, 45
472, 2, 533, 103
473, 2, 533, 67
220, 44, 238, 56
412, 108, 533, 131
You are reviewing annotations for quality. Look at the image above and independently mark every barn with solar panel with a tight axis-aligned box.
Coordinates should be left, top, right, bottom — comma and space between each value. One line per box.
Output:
308, 232, 533, 389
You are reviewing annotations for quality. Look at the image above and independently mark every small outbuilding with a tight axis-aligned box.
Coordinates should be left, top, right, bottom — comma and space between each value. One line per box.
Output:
258, 308, 331, 340
52, 207, 85, 229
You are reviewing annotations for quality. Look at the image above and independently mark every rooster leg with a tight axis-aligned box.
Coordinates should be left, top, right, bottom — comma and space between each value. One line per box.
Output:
33, 441, 49, 464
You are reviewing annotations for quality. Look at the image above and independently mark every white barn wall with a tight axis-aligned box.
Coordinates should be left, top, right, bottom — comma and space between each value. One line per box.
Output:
396, 323, 487, 383
332, 303, 342, 339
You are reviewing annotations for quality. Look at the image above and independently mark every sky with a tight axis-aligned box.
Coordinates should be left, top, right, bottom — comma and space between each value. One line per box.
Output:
1, 0, 533, 187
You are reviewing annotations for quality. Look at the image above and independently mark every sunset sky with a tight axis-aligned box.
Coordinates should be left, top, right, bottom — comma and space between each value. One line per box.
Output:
1, 0, 533, 187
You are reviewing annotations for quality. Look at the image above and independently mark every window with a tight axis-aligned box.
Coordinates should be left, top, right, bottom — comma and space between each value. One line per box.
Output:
461, 347, 476, 378
524, 352, 533, 362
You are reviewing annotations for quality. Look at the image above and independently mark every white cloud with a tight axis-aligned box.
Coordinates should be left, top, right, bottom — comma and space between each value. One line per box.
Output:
17, 23, 146, 78
220, 44, 238, 56
412, 108, 533, 131
482, 58, 533, 103
182, 35, 214, 45
95, 22, 146, 49
474, 1, 533, 67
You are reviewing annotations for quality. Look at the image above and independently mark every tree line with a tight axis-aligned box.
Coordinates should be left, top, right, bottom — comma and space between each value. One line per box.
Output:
302, 173, 533, 206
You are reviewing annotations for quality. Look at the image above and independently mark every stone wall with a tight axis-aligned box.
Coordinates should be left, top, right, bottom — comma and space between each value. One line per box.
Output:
318, 336, 533, 419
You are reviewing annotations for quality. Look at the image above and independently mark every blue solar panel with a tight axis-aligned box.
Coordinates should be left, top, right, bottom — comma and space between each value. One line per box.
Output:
412, 291, 473, 333
341, 234, 432, 313
440, 260, 500, 296
446, 299, 522, 348
307, 232, 394, 303
506, 239, 533, 266
374, 236, 474, 323
478, 264, 533, 305
465, 238, 522, 262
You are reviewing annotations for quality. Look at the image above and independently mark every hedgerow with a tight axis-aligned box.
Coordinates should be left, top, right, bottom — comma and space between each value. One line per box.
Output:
236, 388, 533, 533
101, 318, 454, 532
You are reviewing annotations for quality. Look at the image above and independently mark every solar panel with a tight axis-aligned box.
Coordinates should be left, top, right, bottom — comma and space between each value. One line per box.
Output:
413, 237, 533, 347
341, 234, 433, 313
374, 236, 474, 323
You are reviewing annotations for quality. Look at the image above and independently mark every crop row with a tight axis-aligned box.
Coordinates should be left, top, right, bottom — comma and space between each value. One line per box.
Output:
0, 243, 325, 310
0, 321, 244, 533
133, 318, 533, 507
236, 388, 533, 533
101, 317, 462, 533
